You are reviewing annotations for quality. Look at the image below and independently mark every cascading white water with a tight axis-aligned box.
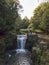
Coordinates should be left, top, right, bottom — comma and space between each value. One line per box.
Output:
16, 35, 27, 53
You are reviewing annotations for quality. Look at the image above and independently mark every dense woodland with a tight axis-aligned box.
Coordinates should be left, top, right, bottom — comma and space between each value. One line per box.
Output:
0, 0, 49, 65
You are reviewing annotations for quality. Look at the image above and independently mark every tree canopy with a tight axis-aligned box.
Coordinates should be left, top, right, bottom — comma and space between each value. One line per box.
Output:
21, 16, 29, 29
0, 0, 22, 53
31, 2, 49, 32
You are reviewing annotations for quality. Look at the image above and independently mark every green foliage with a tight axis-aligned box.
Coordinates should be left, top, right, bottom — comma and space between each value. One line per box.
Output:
28, 23, 34, 30
0, 0, 22, 53
40, 51, 49, 65
31, 45, 49, 65
21, 16, 30, 29
32, 47, 41, 65
34, 29, 43, 33
31, 2, 49, 32
15, 16, 22, 33
20, 29, 29, 34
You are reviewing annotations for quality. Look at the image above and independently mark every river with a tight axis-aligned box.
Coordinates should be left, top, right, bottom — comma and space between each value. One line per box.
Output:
5, 35, 32, 65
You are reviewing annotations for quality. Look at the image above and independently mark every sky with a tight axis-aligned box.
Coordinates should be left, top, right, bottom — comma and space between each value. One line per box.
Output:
19, 0, 45, 19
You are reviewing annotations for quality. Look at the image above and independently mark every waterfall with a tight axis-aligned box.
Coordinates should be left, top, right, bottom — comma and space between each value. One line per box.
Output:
16, 35, 27, 53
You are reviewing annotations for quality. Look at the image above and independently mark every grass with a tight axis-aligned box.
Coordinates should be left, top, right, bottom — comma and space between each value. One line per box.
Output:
20, 29, 30, 34
34, 29, 43, 33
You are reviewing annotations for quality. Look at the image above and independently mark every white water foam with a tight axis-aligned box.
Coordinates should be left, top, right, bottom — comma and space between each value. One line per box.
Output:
16, 35, 27, 53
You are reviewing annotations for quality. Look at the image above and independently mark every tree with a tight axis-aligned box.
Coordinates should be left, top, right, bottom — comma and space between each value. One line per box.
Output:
21, 16, 29, 29
15, 16, 22, 33
0, 0, 22, 53
31, 2, 49, 32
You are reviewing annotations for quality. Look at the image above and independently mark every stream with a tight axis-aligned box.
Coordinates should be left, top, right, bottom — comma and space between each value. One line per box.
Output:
5, 35, 32, 65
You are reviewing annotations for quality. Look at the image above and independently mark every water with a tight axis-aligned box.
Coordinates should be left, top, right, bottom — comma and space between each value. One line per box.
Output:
15, 52, 32, 65
16, 35, 27, 53
6, 35, 32, 65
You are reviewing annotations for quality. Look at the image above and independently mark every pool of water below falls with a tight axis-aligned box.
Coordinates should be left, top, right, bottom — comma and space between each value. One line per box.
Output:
6, 50, 32, 65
